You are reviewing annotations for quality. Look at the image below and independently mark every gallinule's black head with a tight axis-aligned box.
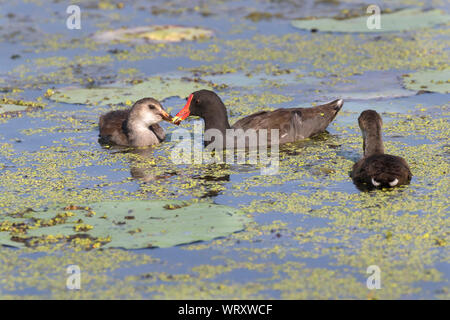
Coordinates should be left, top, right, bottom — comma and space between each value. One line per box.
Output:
173, 90, 231, 132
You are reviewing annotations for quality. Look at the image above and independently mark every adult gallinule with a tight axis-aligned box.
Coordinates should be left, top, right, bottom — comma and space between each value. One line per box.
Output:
173, 90, 343, 146
351, 110, 412, 190
98, 97, 173, 147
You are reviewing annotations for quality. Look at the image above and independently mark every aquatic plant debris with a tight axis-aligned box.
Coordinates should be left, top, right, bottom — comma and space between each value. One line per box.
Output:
0, 201, 251, 249
93, 25, 214, 44
50, 77, 213, 105
291, 9, 450, 33
402, 69, 450, 94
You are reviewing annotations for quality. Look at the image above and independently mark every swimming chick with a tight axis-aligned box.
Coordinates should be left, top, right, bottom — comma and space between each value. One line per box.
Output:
98, 97, 172, 147
351, 110, 412, 190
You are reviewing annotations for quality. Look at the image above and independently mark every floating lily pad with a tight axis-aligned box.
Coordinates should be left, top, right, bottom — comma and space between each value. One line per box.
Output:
402, 69, 450, 94
93, 25, 214, 44
0, 201, 250, 249
0, 104, 29, 115
291, 9, 450, 33
50, 77, 212, 105
323, 71, 416, 100
0, 229, 23, 247
0, 98, 44, 116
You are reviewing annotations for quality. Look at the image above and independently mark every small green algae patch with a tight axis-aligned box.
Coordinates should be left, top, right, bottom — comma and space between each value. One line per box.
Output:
245, 12, 283, 22
291, 8, 450, 33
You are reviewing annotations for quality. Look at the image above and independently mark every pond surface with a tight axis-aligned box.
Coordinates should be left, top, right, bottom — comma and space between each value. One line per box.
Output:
0, 0, 449, 299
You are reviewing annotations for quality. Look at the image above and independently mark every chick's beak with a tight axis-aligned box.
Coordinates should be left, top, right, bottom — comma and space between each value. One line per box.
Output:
160, 109, 173, 122
172, 94, 193, 125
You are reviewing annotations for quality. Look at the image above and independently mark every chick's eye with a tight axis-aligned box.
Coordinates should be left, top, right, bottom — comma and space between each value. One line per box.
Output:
148, 105, 156, 110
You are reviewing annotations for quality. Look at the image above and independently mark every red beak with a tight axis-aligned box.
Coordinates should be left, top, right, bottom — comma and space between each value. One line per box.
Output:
172, 94, 193, 125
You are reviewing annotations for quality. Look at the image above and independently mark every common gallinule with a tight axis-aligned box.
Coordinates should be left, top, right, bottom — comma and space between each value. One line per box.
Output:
99, 97, 173, 147
173, 90, 343, 147
351, 110, 412, 190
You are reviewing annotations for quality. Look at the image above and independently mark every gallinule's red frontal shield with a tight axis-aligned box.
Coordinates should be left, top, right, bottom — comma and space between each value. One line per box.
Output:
173, 94, 194, 125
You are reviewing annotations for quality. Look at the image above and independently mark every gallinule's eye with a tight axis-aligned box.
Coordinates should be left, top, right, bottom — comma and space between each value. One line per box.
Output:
148, 104, 156, 110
